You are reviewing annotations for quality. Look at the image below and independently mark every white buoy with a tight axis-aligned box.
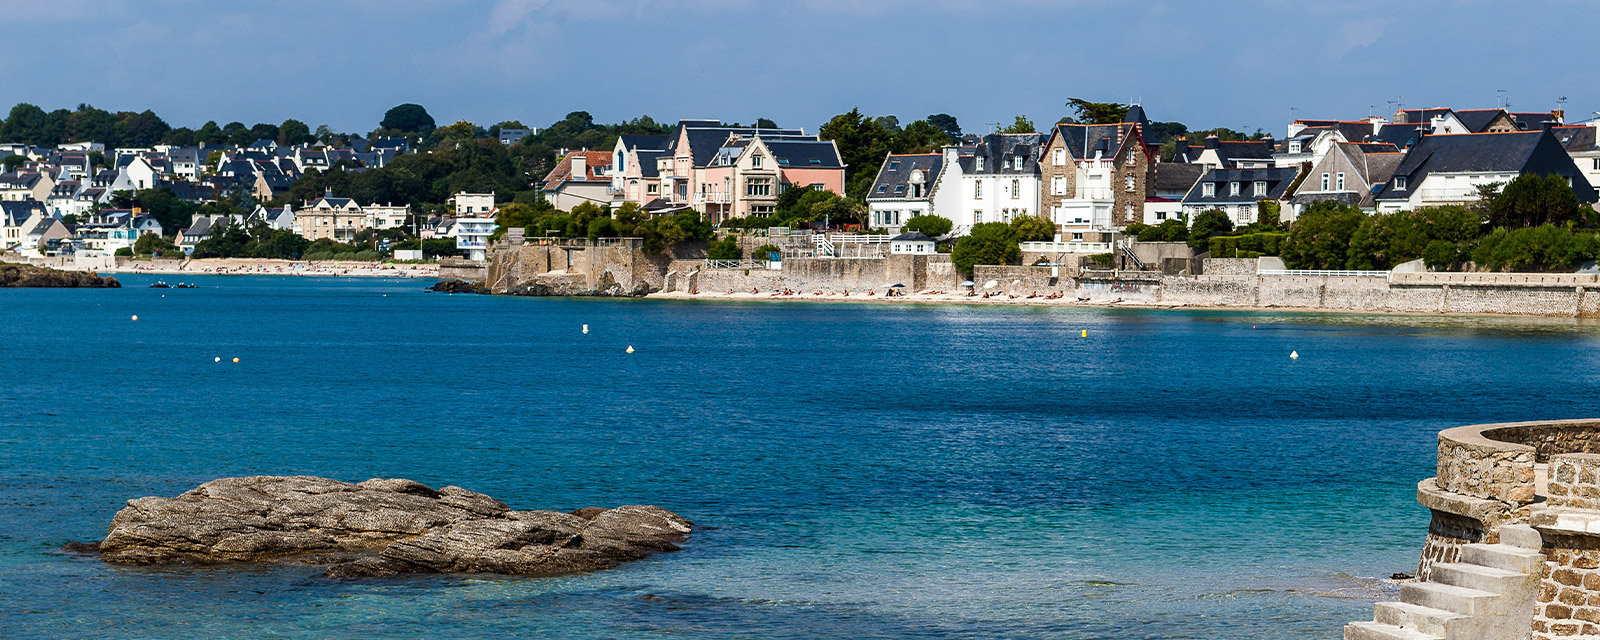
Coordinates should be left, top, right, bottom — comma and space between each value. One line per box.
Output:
1290, 350, 1300, 359
131, 315, 138, 321
582, 324, 589, 334
214, 357, 221, 363
625, 345, 635, 354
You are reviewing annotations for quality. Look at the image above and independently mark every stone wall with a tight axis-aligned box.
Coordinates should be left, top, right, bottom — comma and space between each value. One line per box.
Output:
971, 265, 1070, 296
1549, 454, 1600, 510
1533, 536, 1600, 639
1202, 258, 1257, 275
1436, 424, 1538, 504
1417, 510, 1490, 581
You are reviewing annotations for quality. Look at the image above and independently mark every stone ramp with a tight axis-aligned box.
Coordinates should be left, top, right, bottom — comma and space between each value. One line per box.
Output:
1346, 525, 1543, 640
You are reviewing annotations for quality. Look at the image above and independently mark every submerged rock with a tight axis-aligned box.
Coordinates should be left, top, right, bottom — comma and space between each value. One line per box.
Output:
428, 279, 488, 294
81, 475, 690, 578
0, 263, 119, 288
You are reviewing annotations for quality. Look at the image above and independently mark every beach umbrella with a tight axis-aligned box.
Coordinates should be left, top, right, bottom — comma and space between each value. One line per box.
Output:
959, 281, 975, 287
888, 283, 905, 288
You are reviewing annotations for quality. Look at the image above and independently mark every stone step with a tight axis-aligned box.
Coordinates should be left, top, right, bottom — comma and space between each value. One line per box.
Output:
1373, 601, 1465, 637
1498, 524, 1543, 550
1344, 620, 1442, 640
1430, 561, 1534, 594
1459, 543, 1545, 574
1400, 581, 1499, 616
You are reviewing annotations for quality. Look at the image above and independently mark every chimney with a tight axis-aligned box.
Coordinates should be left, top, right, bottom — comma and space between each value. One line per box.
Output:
571, 154, 587, 179
323, 187, 333, 199
1204, 135, 1220, 149
943, 145, 959, 170
1173, 138, 1189, 157
1554, 109, 1565, 124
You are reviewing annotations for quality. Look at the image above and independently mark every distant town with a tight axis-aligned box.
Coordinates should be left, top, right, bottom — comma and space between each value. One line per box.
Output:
1, 99, 1597, 279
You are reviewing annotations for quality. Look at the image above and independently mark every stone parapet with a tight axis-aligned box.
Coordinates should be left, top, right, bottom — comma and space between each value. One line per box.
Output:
1436, 423, 1538, 505
1550, 454, 1600, 510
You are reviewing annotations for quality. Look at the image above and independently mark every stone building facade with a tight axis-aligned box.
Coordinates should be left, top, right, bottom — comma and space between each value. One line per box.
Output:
1038, 121, 1157, 233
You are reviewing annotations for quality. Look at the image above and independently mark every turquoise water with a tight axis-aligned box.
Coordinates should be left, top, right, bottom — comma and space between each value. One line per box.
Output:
5, 275, 1600, 639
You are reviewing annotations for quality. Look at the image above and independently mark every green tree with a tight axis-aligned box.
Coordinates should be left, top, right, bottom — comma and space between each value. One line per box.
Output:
1010, 215, 1054, 241
381, 103, 436, 134
1064, 98, 1130, 125
279, 119, 314, 146
951, 222, 1020, 274
133, 232, 180, 257
1187, 209, 1234, 249
893, 119, 953, 154
1423, 240, 1464, 271
0, 103, 48, 145
117, 110, 170, 147
707, 236, 742, 260
1471, 225, 1600, 271
926, 113, 961, 139
195, 121, 225, 145
1280, 202, 1366, 269
1136, 218, 1191, 242
1488, 173, 1588, 229
754, 118, 779, 129
819, 108, 894, 201
902, 214, 953, 237
1345, 206, 1480, 270
1, 154, 25, 171
999, 115, 1036, 134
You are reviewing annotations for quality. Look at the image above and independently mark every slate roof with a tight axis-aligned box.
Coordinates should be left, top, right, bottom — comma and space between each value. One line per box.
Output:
1375, 130, 1597, 202
1152, 162, 1206, 192
674, 126, 806, 168
1181, 167, 1301, 205
764, 140, 843, 169
540, 151, 611, 191
1052, 123, 1138, 162
960, 133, 1045, 174
1, 200, 45, 225
636, 150, 666, 178
1511, 112, 1562, 131
1213, 139, 1275, 162
867, 154, 943, 202
1553, 125, 1598, 152
1369, 123, 1428, 148
890, 231, 935, 242
1454, 109, 1510, 133
618, 134, 669, 152
1398, 108, 1454, 124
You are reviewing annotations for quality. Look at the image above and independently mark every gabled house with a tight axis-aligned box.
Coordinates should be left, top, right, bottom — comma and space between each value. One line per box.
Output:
1192, 136, 1276, 170
1039, 110, 1158, 231
248, 203, 297, 231
698, 135, 845, 222
1, 200, 47, 250
607, 134, 671, 205
253, 171, 296, 201
27, 217, 71, 253
1144, 162, 1206, 224
110, 156, 159, 191
1181, 166, 1302, 226
294, 189, 367, 241
1553, 125, 1600, 193
654, 120, 810, 214
1374, 130, 1597, 213
866, 153, 947, 231
177, 215, 217, 252
1394, 108, 1471, 135
540, 151, 612, 211
1287, 142, 1405, 217
0, 171, 55, 201
1454, 109, 1521, 133
948, 133, 1044, 235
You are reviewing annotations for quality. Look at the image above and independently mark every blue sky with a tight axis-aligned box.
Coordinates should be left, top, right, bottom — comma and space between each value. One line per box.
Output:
2, 0, 1592, 137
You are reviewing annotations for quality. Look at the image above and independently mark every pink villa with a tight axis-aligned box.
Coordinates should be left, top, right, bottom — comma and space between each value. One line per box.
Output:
607, 120, 846, 224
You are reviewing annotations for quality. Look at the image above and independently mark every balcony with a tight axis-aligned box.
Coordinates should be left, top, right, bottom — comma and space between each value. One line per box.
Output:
694, 192, 732, 205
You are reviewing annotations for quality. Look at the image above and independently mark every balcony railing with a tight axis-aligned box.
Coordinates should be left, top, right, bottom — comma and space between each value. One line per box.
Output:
1020, 241, 1113, 253
694, 192, 732, 204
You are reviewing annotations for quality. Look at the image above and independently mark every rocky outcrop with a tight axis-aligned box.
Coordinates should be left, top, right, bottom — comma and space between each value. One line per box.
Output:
428, 279, 488, 294
505, 273, 654, 298
0, 263, 120, 288
79, 475, 691, 578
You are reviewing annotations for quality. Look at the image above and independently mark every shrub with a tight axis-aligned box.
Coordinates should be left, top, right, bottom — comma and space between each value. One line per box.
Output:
1423, 240, 1462, 271
1209, 233, 1288, 258
902, 214, 953, 237
1470, 225, 1600, 272
1188, 209, 1233, 249
755, 244, 781, 259
1280, 201, 1366, 269
951, 222, 1019, 275
707, 236, 742, 260
1009, 215, 1055, 242
114, 247, 133, 257
1137, 219, 1189, 243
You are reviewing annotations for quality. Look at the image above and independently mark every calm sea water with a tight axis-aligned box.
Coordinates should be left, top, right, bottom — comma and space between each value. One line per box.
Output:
5, 275, 1600, 639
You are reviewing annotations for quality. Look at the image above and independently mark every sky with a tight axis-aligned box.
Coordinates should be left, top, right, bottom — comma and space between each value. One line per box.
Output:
1, 0, 1593, 138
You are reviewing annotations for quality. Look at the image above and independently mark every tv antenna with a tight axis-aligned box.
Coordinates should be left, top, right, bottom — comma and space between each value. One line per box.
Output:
1497, 89, 1508, 109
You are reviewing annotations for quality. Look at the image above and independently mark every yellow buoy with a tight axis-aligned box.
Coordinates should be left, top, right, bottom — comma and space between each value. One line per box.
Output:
625, 345, 635, 354
131, 315, 139, 321
1290, 350, 1300, 359
583, 324, 589, 334
1081, 329, 1088, 337
232, 357, 240, 363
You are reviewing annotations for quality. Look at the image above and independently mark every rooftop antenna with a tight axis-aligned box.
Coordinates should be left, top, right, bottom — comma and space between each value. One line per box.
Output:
1497, 89, 1508, 110
1558, 96, 1569, 111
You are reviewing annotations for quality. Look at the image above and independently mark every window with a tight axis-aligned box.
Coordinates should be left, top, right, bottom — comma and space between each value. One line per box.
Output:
1125, 152, 1136, 166
1394, 176, 1407, 190
1203, 182, 1215, 197
1321, 173, 1330, 190
888, 160, 900, 171
1593, 159, 1599, 170
752, 154, 763, 169
745, 177, 772, 197
1011, 179, 1020, 199
1335, 173, 1345, 190
974, 182, 983, 199
1253, 181, 1266, 196
976, 157, 985, 171
1156, 211, 1167, 220
894, 185, 905, 193
1125, 174, 1136, 192
877, 185, 888, 193
974, 210, 983, 224
1052, 176, 1066, 195
1229, 182, 1240, 196
1054, 149, 1066, 166
1013, 155, 1023, 171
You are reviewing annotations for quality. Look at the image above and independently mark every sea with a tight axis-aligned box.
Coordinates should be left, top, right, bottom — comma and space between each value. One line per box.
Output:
5, 274, 1600, 639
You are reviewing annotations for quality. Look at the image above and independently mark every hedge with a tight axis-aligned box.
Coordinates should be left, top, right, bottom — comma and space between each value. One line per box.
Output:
1209, 232, 1289, 258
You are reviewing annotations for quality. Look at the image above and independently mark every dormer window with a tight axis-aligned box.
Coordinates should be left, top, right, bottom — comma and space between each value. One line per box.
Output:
888, 160, 900, 171
1336, 173, 1345, 190
752, 154, 763, 169
1394, 176, 1407, 190
976, 157, 985, 171
1012, 155, 1023, 171
1203, 182, 1215, 197
1253, 181, 1266, 196
1229, 181, 1240, 196
1321, 173, 1330, 190
1289, 142, 1302, 153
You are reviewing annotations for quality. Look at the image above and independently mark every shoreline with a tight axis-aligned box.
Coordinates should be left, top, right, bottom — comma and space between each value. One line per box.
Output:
101, 259, 441, 279
643, 289, 1600, 322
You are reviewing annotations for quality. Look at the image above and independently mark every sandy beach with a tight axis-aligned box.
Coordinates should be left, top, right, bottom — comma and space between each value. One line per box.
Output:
108, 258, 440, 279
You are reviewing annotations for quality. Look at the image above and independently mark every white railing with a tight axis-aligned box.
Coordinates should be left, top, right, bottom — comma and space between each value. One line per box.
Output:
694, 192, 732, 204
814, 235, 836, 257
831, 234, 892, 244
1020, 241, 1113, 253
1417, 189, 1478, 203
704, 259, 767, 269
1258, 269, 1389, 278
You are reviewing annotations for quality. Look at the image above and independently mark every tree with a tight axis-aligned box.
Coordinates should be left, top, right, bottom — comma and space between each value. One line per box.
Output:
902, 214, 953, 237
707, 236, 742, 260
893, 120, 952, 154
951, 222, 1020, 274
0, 103, 48, 144
380, 103, 436, 134
118, 110, 170, 147
1010, 215, 1054, 241
248, 123, 280, 145
999, 115, 1035, 134
926, 113, 961, 139
1064, 98, 1130, 125
133, 232, 179, 257
1187, 209, 1234, 249
195, 121, 225, 145
1, 154, 25, 171
1280, 201, 1366, 269
1471, 225, 1600, 271
819, 108, 894, 201
1345, 206, 1480, 270
754, 118, 779, 129
1488, 173, 1588, 229
776, 187, 859, 226
1137, 218, 1190, 242
279, 119, 314, 146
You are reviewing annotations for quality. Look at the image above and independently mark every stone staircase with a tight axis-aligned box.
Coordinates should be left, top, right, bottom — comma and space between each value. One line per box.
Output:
1345, 525, 1545, 640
